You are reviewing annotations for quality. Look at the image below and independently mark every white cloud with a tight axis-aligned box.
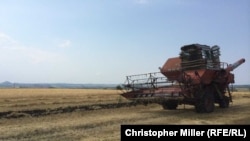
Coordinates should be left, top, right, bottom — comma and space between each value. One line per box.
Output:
25, 46, 61, 64
135, 0, 149, 4
58, 40, 71, 48
0, 32, 62, 64
0, 32, 18, 48
0, 32, 12, 41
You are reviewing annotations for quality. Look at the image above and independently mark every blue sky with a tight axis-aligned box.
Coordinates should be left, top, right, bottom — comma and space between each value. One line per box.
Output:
0, 0, 249, 84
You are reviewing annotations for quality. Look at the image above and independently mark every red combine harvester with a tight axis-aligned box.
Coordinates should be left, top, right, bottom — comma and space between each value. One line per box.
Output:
121, 44, 245, 113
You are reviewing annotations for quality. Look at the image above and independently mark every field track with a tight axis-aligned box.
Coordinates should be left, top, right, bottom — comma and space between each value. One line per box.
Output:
0, 102, 136, 119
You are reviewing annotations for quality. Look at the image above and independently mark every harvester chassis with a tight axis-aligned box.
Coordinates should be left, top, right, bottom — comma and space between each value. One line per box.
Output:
122, 71, 232, 113
121, 44, 245, 113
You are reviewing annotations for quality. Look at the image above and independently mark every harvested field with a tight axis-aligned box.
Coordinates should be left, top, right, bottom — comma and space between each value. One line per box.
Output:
0, 89, 126, 112
0, 89, 249, 141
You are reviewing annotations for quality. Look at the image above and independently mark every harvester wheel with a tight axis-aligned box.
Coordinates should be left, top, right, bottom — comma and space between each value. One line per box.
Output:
219, 96, 229, 108
195, 87, 215, 113
162, 100, 178, 110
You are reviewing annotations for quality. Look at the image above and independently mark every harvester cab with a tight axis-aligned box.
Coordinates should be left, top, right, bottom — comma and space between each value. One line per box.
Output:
121, 44, 245, 113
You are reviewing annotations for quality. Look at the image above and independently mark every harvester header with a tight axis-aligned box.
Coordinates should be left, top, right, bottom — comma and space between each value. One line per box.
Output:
121, 44, 245, 113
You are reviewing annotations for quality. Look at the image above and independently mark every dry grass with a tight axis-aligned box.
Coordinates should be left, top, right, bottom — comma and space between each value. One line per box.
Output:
0, 88, 126, 112
0, 89, 249, 141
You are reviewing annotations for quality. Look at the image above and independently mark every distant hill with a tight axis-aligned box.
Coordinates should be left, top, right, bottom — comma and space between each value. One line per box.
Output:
233, 84, 250, 88
0, 81, 249, 90
0, 81, 118, 89
0, 81, 13, 87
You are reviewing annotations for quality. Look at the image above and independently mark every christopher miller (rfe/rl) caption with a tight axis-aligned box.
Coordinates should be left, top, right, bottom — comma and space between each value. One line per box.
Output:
122, 127, 248, 140
124, 128, 206, 138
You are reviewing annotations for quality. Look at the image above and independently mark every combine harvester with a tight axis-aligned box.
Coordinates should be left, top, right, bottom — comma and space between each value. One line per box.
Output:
121, 44, 245, 113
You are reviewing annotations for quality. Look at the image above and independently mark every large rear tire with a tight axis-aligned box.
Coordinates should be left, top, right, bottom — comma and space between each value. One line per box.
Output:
162, 100, 178, 110
219, 96, 230, 108
195, 86, 215, 113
